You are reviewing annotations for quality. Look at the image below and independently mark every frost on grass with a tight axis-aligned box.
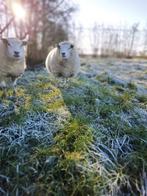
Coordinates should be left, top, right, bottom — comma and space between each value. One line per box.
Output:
0, 60, 147, 195
0, 112, 58, 148
0, 102, 15, 118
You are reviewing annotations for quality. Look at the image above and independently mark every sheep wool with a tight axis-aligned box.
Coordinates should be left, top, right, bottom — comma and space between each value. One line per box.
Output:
45, 41, 80, 77
0, 37, 27, 87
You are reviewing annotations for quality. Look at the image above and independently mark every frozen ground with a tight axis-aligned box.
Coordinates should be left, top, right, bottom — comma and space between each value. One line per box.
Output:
81, 57, 147, 94
0, 58, 147, 195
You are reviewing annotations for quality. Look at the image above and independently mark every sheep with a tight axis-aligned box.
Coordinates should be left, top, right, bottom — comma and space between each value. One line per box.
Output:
0, 37, 27, 88
45, 41, 80, 77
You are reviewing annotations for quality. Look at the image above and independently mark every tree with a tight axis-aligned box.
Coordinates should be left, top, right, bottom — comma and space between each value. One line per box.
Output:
127, 23, 139, 57
0, 0, 77, 68
90, 23, 101, 57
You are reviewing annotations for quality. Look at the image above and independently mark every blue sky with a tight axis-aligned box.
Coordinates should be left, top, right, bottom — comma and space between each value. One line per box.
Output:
74, 0, 147, 28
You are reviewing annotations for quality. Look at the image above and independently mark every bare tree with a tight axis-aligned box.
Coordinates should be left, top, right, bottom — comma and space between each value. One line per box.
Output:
88, 23, 142, 58
69, 23, 84, 54
90, 23, 101, 57
24, 0, 76, 68
127, 23, 139, 57
141, 26, 147, 56
0, 0, 77, 68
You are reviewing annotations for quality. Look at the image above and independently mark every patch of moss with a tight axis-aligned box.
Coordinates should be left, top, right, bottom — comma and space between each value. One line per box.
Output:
54, 118, 93, 152
33, 117, 101, 195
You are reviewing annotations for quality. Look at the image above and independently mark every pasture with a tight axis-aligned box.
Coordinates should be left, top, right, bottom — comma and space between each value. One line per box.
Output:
0, 58, 147, 195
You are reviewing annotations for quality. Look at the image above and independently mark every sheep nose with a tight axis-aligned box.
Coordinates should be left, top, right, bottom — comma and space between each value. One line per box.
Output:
62, 52, 66, 57
14, 51, 19, 55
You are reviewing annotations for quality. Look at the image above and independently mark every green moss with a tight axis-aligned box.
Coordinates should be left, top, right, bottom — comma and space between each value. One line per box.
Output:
47, 100, 65, 111
55, 118, 93, 152
33, 116, 99, 195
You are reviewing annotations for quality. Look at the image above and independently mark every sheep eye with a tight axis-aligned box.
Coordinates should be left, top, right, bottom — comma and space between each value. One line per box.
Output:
57, 44, 60, 49
7, 42, 11, 46
21, 41, 27, 46
70, 44, 74, 48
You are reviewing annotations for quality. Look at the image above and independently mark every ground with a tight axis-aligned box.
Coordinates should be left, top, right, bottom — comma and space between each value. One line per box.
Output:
0, 58, 147, 195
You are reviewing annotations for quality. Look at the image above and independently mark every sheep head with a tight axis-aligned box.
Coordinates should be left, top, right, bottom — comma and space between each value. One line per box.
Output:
57, 41, 74, 60
2, 38, 27, 61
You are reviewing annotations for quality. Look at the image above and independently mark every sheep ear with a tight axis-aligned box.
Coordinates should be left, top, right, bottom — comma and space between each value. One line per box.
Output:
1, 38, 9, 45
71, 44, 74, 48
57, 44, 60, 49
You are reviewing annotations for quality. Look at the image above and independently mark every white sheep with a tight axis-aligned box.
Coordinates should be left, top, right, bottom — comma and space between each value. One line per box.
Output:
45, 41, 80, 77
0, 37, 27, 88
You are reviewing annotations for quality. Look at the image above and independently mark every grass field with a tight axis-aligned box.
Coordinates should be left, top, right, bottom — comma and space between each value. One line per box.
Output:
0, 58, 147, 195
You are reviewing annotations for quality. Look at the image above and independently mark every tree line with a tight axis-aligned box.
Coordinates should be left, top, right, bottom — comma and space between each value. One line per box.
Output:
71, 23, 147, 58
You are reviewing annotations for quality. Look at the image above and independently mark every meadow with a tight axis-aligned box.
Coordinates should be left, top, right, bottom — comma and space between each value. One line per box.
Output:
0, 58, 147, 195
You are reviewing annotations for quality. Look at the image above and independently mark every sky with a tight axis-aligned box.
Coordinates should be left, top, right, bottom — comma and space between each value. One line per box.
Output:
74, 0, 147, 28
